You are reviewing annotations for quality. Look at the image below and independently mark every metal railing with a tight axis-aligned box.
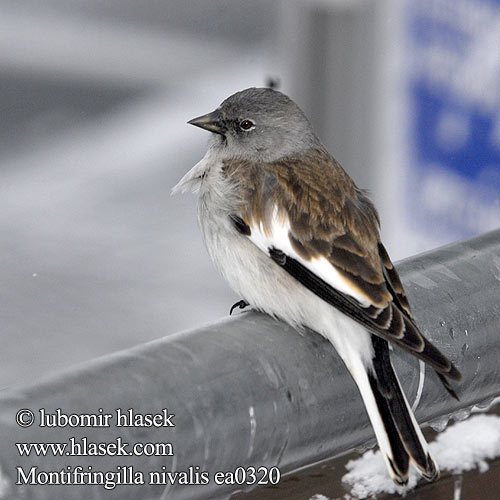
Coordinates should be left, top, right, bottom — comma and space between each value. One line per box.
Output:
1, 229, 499, 500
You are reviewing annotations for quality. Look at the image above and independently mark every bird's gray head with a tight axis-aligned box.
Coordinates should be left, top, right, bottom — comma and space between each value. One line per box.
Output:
188, 87, 320, 162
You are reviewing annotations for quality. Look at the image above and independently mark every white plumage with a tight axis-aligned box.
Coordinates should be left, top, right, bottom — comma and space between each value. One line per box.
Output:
174, 87, 459, 485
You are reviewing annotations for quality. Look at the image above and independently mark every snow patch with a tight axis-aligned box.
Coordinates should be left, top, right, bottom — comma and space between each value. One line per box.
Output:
343, 414, 500, 498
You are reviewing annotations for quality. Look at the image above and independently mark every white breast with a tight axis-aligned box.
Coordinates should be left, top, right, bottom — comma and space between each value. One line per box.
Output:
194, 157, 373, 366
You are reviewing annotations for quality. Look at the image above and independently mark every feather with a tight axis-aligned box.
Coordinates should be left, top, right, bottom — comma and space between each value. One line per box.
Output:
185, 88, 462, 486
221, 152, 461, 385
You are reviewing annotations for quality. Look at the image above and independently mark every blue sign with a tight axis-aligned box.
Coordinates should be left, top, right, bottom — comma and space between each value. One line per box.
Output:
406, 0, 500, 240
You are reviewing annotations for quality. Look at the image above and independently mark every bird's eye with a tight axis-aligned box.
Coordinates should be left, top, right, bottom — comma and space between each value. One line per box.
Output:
239, 119, 254, 131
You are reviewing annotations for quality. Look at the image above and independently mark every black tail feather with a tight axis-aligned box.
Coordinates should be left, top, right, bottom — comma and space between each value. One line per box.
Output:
371, 336, 439, 481
368, 373, 410, 484
436, 371, 460, 400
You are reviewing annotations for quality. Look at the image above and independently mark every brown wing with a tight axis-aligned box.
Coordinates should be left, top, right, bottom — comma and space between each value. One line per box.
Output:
378, 242, 413, 318
233, 149, 462, 383
376, 241, 462, 394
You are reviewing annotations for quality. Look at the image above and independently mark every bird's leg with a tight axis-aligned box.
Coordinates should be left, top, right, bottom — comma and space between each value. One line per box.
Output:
230, 299, 249, 315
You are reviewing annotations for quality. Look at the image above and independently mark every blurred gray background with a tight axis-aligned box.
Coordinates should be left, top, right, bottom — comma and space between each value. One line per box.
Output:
1, 0, 280, 388
1, 0, 499, 388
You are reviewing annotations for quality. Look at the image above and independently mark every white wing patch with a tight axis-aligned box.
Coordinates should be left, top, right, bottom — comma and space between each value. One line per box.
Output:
248, 204, 372, 308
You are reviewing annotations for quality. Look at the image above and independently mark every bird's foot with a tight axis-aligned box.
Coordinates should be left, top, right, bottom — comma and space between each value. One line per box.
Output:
230, 300, 249, 315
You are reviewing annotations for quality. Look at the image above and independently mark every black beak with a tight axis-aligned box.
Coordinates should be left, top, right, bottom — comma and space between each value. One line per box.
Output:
188, 109, 226, 135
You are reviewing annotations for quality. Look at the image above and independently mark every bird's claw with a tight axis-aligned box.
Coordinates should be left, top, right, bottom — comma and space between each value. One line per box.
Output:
230, 300, 249, 315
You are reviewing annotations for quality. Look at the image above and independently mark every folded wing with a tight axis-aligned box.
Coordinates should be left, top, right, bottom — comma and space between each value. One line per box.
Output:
228, 154, 461, 386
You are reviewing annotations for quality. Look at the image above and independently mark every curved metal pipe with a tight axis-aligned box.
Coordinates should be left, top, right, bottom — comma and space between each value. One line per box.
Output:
0, 229, 499, 499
